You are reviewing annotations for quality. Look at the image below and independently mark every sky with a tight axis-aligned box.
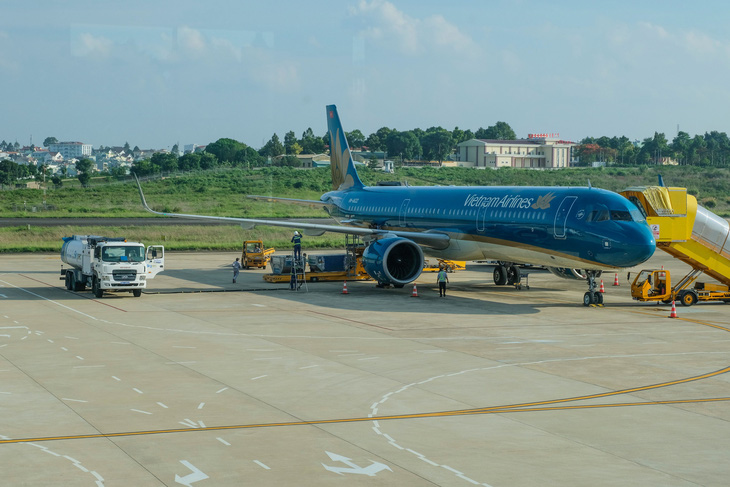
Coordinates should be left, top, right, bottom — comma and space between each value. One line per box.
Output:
3, 0, 730, 150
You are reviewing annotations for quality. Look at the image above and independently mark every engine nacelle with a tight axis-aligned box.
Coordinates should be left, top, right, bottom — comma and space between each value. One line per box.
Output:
548, 267, 589, 280
362, 237, 423, 287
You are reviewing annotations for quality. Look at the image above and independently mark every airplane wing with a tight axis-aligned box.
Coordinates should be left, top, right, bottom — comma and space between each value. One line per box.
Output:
247, 195, 330, 209
135, 176, 450, 249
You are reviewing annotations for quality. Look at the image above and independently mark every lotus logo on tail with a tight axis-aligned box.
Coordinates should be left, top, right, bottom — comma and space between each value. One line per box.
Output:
531, 192, 556, 210
330, 127, 355, 190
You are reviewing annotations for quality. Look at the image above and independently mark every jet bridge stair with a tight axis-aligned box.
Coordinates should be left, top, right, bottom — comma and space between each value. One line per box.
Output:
620, 185, 730, 288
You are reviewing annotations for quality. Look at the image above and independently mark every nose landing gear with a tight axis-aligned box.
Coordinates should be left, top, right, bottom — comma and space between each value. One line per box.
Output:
583, 270, 604, 306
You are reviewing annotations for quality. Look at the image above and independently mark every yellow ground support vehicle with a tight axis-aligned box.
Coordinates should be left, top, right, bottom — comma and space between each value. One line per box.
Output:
422, 259, 466, 273
241, 240, 275, 269
631, 268, 730, 306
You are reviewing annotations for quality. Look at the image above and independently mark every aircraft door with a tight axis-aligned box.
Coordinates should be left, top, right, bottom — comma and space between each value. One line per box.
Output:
554, 196, 577, 239
145, 245, 165, 278
477, 204, 488, 232
399, 199, 410, 226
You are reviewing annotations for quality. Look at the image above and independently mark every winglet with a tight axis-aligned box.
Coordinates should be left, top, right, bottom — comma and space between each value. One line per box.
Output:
326, 105, 364, 191
657, 174, 665, 187
134, 174, 163, 216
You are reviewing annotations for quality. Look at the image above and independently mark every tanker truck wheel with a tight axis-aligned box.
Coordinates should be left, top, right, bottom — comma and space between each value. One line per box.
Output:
65, 273, 72, 290
133, 289, 142, 298
92, 277, 103, 299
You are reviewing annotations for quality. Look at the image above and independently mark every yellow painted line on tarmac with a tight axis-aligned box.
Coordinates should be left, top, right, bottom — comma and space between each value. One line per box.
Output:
2, 396, 728, 446
2, 299, 728, 446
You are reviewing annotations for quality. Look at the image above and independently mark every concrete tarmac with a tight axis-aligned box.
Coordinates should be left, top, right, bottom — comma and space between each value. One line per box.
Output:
1, 251, 729, 486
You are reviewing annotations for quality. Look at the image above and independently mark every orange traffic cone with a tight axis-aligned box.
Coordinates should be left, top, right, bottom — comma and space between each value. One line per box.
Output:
613, 273, 620, 286
669, 300, 677, 318
599, 280, 605, 293
411, 284, 419, 297
342, 281, 349, 294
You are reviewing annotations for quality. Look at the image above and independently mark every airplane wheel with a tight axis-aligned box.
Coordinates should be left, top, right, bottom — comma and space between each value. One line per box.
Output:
583, 292, 594, 306
493, 266, 507, 286
595, 292, 603, 305
506, 265, 521, 285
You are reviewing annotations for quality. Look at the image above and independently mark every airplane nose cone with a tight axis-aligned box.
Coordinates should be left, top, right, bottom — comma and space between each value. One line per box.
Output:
625, 225, 656, 266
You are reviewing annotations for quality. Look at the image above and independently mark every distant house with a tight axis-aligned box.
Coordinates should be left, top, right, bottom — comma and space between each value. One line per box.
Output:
48, 141, 92, 159
457, 135, 576, 169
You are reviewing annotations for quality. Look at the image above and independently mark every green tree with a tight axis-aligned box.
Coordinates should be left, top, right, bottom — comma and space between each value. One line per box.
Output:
364, 133, 382, 151
206, 138, 248, 163
284, 131, 298, 154
51, 175, 63, 188
421, 127, 454, 164
259, 133, 285, 157
151, 152, 179, 173
386, 131, 421, 162
346, 129, 366, 149
0, 159, 19, 188
475, 121, 516, 140
43, 136, 58, 148
76, 158, 94, 187
123, 141, 131, 153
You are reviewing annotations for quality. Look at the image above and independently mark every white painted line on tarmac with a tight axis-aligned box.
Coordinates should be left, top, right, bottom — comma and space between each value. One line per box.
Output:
133, 388, 143, 394
216, 387, 228, 394
65, 336, 79, 340
166, 361, 197, 364
131, 409, 152, 415
173, 346, 196, 349
251, 304, 266, 308
157, 402, 168, 408
61, 347, 68, 351
47, 339, 54, 343
253, 460, 270, 470
112, 376, 121, 381
358, 357, 378, 361
74, 365, 105, 369
246, 349, 275, 352
0, 391, 11, 395
251, 375, 267, 380
299, 365, 319, 369
75, 356, 84, 360
255, 357, 281, 361
111, 341, 130, 345
217, 437, 230, 446
62, 398, 88, 403
197, 403, 205, 410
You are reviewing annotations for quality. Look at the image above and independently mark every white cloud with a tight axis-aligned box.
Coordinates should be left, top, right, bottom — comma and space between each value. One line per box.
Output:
177, 25, 206, 57
72, 32, 113, 58
351, 0, 478, 56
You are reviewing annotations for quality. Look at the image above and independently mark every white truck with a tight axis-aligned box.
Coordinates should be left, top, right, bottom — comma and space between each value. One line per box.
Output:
60, 235, 164, 298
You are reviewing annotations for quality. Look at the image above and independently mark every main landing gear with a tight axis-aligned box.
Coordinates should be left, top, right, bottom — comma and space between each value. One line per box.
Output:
493, 262, 521, 286
583, 270, 603, 306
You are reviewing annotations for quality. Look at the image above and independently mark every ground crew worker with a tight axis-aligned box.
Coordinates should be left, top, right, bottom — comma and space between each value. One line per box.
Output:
437, 266, 449, 297
232, 257, 242, 283
291, 231, 302, 261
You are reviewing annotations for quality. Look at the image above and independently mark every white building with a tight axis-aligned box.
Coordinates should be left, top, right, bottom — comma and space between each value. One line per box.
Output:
456, 134, 575, 169
48, 141, 92, 160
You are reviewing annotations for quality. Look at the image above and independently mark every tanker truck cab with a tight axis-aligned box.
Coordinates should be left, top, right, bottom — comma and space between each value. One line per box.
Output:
60, 235, 164, 298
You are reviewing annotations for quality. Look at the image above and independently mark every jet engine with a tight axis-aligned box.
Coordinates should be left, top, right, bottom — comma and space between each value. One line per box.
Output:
548, 267, 590, 280
362, 237, 424, 287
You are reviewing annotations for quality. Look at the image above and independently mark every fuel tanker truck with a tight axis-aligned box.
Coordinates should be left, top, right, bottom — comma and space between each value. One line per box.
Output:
60, 235, 164, 298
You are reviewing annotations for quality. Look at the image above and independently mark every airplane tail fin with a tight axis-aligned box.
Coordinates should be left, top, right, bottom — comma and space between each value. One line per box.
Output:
326, 104, 364, 191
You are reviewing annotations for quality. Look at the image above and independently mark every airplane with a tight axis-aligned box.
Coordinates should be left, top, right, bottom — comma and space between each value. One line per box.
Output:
135, 104, 656, 306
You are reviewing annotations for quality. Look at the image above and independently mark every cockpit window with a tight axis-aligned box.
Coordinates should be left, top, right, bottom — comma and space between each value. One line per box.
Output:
627, 196, 648, 219
586, 207, 610, 222
610, 210, 632, 221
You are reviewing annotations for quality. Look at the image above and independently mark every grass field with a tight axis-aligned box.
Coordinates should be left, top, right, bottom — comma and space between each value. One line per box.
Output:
2, 165, 729, 252
0, 224, 346, 253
